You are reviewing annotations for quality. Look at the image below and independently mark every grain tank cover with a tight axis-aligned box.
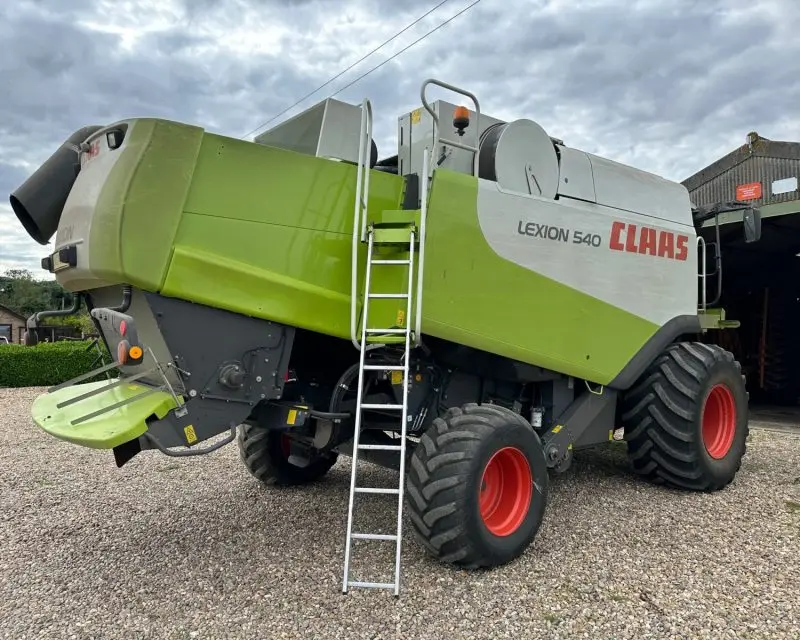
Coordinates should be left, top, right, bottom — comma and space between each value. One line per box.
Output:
478, 119, 560, 199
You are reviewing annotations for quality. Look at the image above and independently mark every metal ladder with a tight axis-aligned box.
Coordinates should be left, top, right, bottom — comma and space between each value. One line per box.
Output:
342, 93, 439, 595
342, 224, 417, 596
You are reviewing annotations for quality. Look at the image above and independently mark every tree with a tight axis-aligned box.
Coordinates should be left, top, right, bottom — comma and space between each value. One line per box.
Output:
0, 268, 78, 320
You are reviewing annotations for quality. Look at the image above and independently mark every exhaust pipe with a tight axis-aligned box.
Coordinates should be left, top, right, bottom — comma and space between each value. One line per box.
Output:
9, 125, 104, 245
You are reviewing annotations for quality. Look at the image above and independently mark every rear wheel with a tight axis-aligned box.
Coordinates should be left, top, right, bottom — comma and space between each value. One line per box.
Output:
622, 341, 749, 491
405, 403, 548, 569
238, 422, 338, 487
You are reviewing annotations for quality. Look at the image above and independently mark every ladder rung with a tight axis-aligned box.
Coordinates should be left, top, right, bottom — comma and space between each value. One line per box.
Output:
368, 293, 408, 298
348, 581, 395, 590
358, 444, 403, 451
365, 328, 408, 334
352, 533, 398, 541
372, 259, 411, 265
361, 403, 404, 410
354, 487, 400, 495
363, 364, 406, 371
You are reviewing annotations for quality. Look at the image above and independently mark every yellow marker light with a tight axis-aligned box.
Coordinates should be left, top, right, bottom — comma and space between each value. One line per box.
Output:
129, 346, 143, 359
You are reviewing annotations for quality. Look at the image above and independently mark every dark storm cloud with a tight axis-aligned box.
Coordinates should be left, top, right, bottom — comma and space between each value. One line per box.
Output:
1, 0, 798, 274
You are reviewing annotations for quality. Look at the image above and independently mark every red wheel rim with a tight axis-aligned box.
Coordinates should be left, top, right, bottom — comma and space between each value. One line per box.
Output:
478, 446, 533, 537
701, 384, 737, 459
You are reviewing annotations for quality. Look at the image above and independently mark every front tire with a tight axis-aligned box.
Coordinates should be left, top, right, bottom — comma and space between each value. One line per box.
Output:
238, 423, 338, 487
621, 341, 749, 491
405, 403, 549, 569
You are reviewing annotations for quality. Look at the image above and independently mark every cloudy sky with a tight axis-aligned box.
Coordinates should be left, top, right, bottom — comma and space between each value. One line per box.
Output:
1, 0, 798, 276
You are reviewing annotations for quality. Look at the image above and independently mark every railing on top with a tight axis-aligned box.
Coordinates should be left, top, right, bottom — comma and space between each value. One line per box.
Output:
420, 78, 482, 178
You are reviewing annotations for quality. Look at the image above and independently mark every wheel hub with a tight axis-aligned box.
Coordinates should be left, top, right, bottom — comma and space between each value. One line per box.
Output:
478, 446, 533, 536
701, 383, 737, 459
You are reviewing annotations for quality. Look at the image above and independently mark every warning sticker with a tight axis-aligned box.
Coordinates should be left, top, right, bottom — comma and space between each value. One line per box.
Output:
184, 425, 198, 444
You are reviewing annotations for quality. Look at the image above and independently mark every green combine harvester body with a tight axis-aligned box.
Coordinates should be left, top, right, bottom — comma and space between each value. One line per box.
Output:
10, 79, 762, 596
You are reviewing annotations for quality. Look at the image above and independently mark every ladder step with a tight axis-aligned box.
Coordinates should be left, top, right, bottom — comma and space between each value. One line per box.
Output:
361, 403, 404, 410
372, 259, 411, 265
368, 293, 409, 299
365, 335, 407, 345
348, 581, 395, 590
358, 444, 403, 451
365, 328, 408, 334
354, 487, 400, 495
363, 364, 406, 371
352, 533, 398, 541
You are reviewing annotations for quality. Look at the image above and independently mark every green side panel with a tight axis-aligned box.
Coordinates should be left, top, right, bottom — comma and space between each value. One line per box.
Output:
163, 242, 355, 338
160, 133, 405, 338
30, 379, 180, 449
89, 119, 205, 291
419, 170, 660, 385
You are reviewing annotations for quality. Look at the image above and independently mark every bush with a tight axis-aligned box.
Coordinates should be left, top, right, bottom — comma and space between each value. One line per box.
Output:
0, 340, 116, 388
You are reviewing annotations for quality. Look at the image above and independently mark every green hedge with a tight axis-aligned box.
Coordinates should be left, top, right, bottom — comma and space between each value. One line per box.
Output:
0, 340, 116, 388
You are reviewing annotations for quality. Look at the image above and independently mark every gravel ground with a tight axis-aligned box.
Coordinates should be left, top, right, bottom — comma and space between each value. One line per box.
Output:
1, 387, 799, 640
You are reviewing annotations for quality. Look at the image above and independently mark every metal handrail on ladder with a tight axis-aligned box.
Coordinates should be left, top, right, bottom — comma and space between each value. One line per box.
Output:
350, 98, 374, 350
413, 147, 430, 348
697, 235, 707, 312
413, 79, 481, 346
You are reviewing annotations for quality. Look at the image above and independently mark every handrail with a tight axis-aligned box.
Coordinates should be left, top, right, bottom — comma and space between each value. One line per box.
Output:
350, 98, 373, 350
360, 100, 373, 243
420, 78, 481, 177
697, 235, 707, 311
414, 147, 430, 347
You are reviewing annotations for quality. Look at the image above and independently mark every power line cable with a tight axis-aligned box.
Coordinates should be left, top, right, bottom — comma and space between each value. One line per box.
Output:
242, 0, 454, 139
325, 0, 483, 102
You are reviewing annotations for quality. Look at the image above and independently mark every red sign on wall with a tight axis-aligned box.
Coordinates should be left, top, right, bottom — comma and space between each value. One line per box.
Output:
736, 182, 762, 201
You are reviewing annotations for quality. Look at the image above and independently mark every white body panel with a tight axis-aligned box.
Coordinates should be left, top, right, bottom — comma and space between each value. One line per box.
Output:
556, 146, 597, 202
475, 179, 698, 326
586, 152, 694, 226
53, 120, 136, 291
254, 98, 365, 164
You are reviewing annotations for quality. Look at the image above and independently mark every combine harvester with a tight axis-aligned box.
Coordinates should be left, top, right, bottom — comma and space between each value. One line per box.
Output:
9, 79, 761, 596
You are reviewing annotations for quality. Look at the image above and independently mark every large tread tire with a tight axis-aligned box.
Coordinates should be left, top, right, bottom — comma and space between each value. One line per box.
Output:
405, 403, 549, 569
238, 423, 338, 487
622, 341, 749, 492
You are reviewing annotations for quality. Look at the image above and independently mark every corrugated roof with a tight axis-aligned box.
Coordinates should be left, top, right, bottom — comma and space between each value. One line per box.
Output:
682, 132, 800, 193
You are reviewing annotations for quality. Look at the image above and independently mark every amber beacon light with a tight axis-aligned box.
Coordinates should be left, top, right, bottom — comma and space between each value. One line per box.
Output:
453, 105, 470, 136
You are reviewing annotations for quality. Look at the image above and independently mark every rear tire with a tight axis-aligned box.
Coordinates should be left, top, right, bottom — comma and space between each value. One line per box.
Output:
405, 403, 549, 569
238, 423, 338, 487
622, 341, 749, 491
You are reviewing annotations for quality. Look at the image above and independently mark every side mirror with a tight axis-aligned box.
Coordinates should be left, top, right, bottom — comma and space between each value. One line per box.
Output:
743, 207, 761, 243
